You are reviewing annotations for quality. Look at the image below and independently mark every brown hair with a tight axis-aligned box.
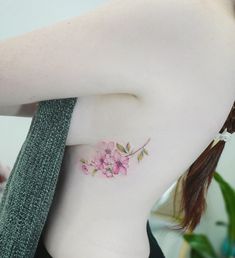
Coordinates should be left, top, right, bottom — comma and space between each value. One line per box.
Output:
174, 100, 235, 232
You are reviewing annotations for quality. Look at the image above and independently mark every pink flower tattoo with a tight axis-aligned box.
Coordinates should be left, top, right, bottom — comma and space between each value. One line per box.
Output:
79, 138, 150, 178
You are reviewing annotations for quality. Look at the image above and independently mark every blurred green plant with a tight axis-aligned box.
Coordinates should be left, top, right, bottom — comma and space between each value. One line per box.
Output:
183, 171, 235, 258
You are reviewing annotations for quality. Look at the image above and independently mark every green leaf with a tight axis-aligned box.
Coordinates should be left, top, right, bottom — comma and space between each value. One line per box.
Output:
80, 158, 86, 164
213, 171, 235, 242
126, 142, 131, 152
183, 234, 218, 258
143, 148, 149, 155
137, 151, 144, 162
116, 143, 127, 153
191, 249, 206, 258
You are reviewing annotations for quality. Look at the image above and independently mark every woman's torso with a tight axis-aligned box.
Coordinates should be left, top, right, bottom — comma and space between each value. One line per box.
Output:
41, 89, 234, 258
40, 2, 235, 257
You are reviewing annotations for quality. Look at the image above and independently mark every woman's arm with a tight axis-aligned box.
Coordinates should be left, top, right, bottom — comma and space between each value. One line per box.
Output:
0, 0, 155, 106
0, 102, 38, 117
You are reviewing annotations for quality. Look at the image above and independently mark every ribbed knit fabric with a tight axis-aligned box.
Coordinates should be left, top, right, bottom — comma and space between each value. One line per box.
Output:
0, 98, 77, 258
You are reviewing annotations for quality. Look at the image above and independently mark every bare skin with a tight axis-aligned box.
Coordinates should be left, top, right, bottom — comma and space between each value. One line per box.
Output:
0, 0, 235, 257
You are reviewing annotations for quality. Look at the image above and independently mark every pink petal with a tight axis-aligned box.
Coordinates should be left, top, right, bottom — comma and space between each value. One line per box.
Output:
81, 164, 89, 174
120, 156, 129, 164
113, 164, 120, 174
119, 166, 127, 175
113, 149, 122, 160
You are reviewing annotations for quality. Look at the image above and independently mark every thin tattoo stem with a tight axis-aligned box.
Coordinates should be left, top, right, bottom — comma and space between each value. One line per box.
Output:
124, 137, 151, 157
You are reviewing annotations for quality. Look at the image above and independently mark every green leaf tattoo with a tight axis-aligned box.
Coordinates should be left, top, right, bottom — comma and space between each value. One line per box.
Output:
80, 158, 86, 164
137, 151, 144, 162
116, 143, 127, 153
143, 148, 148, 155
126, 142, 131, 152
92, 169, 98, 176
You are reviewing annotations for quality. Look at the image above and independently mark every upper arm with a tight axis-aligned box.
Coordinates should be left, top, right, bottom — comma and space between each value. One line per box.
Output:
0, 0, 154, 106
0, 0, 219, 106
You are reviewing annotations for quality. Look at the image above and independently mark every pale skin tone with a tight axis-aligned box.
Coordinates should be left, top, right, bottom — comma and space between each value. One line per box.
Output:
0, 0, 235, 257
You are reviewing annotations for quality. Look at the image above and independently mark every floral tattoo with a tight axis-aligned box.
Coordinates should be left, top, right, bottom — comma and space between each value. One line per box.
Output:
79, 137, 151, 178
